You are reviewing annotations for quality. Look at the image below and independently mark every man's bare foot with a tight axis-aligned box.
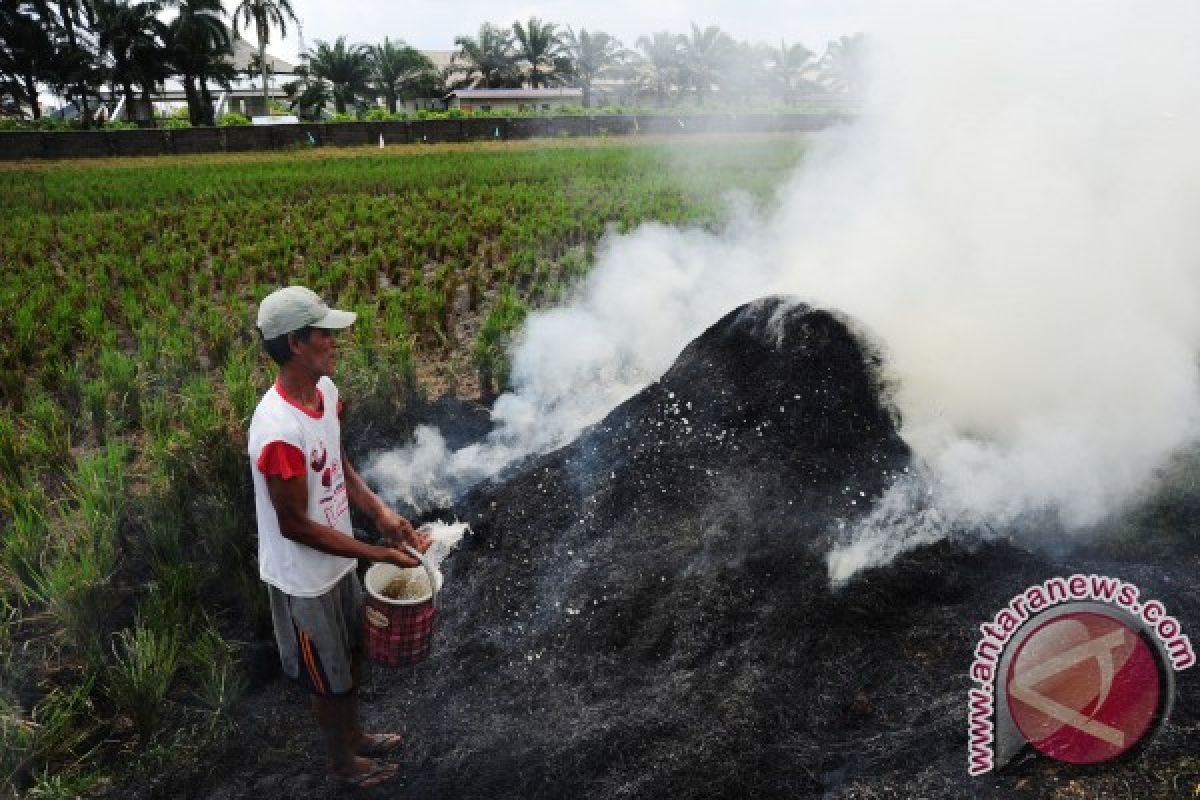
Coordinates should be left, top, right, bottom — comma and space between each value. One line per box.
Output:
353, 732, 404, 757
331, 756, 400, 788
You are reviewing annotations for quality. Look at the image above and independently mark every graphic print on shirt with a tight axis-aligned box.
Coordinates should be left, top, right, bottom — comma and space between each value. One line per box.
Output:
311, 439, 348, 527
310, 442, 327, 472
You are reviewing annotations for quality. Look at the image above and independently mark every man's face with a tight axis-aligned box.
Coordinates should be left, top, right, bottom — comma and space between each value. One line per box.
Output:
290, 327, 339, 377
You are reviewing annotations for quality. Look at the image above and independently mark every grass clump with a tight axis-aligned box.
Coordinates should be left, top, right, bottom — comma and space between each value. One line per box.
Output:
106, 622, 183, 740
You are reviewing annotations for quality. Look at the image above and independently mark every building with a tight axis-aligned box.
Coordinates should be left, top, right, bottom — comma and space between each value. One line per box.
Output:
445, 88, 584, 113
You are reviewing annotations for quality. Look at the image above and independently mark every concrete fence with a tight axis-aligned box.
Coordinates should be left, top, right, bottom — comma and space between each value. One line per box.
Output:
0, 113, 849, 161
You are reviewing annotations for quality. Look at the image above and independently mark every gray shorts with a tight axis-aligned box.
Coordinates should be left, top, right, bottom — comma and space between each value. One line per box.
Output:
268, 570, 363, 696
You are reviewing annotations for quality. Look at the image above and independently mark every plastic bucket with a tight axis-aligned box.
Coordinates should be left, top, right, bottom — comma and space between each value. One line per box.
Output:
363, 546, 442, 667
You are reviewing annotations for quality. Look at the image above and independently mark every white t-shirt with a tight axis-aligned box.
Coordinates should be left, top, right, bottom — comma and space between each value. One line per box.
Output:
248, 376, 356, 597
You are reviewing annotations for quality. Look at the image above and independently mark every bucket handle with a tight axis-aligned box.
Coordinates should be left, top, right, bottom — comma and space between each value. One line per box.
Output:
403, 545, 440, 611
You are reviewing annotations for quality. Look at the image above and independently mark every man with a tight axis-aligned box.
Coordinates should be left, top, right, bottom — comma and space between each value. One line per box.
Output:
248, 285, 431, 789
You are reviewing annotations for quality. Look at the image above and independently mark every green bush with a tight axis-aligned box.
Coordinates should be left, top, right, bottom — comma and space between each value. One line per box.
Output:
327, 111, 357, 123
102, 120, 139, 130
217, 113, 251, 127
161, 117, 191, 129
363, 108, 402, 122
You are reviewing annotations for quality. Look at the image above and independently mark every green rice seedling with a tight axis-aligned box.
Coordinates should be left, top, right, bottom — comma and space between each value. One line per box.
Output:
72, 442, 126, 549
0, 683, 34, 796
26, 677, 98, 784
98, 347, 140, 431
0, 417, 17, 482
27, 448, 126, 653
352, 303, 377, 355
185, 623, 246, 731
28, 550, 111, 658
221, 351, 258, 428
13, 295, 40, 365
23, 393, 71, 471
140, 392, 171, 451
142, 562, 204, 634
178, 376, 222, 448
106, 622, 182, 739
25, 769, 103, 800
1, 487, 49, 603
82, 379, 108, 441
474, 288, 528, 397
79, 300, 114, 350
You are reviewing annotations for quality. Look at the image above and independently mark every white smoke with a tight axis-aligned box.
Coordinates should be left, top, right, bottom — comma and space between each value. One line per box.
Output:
368, 1, 1200, 582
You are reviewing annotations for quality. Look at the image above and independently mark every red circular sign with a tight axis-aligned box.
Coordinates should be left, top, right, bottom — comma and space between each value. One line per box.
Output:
1005, 611, 1161, 764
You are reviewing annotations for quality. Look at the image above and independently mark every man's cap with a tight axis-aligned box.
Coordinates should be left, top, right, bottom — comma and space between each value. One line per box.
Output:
257, 286, 356, 340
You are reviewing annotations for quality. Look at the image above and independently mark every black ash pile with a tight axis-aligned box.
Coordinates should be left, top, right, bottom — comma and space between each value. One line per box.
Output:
192, 297, 1198, 800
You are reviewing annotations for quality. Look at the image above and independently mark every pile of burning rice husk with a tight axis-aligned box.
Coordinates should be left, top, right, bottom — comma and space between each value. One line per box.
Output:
169, 297, 1199, 800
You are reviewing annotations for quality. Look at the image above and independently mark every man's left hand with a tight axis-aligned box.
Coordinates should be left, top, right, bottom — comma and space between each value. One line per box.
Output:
377, 510, 431, 553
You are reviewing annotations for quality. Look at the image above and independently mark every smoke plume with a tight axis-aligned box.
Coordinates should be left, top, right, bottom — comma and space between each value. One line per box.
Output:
366, 1, 1200, 582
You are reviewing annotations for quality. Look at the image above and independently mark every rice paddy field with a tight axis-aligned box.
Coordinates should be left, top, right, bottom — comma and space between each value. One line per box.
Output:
0, 133, 808, 795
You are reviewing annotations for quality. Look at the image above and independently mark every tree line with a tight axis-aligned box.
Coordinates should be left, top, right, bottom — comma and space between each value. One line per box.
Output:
0, 0, 867, 127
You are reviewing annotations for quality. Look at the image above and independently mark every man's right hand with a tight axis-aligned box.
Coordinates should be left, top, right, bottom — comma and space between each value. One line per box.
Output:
376, 546, 422, 568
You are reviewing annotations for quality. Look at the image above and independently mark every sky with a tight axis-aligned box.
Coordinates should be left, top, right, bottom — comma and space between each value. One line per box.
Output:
234, 0, 878, 63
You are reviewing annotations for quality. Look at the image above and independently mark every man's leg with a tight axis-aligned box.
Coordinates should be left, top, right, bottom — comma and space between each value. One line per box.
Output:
343, 650, 404, 755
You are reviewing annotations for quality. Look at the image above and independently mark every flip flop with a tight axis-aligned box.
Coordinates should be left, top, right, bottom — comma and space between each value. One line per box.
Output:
357, 733, 404, 757
335, 760, 400, 789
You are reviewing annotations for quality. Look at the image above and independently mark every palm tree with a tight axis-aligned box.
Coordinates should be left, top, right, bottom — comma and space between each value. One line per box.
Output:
94, 0, 165, 121
368, 38, 434, 114
819, 33, 868, 98
511, 16, 560, 89
164, 0, 231, 125
0, 2, 58, 119
305, 36, 371, 114
560, 27, 624, 107
231, 0, 296, 115
50, 0, 99, 124
633, 31, 681, 108
768, 39, 816, 105
452, 22, 519, 89
282, 62, 327, 119
677, 23, 734, 106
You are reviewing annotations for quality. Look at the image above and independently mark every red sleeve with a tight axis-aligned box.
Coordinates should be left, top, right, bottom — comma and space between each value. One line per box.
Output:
337, 399, 344, 418
256, 441, 306, 480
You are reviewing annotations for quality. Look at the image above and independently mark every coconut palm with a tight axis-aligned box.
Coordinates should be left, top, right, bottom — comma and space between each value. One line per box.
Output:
50, 0, 100, 124
452, 22, 519, 89
305, 36, 371, 114
768, 39, 817, 105
164, 0, 231, 125
511, 16, 560, 89
819, 33, 868, 97
369, 38, 435, 113
282, 62, 327, 119
633, 31, 682, 108
560, 27, 624, 108
677, 23, 734, 106
230, 0, 296, 114
94, 0, 166, 121
0, 2, 58, 118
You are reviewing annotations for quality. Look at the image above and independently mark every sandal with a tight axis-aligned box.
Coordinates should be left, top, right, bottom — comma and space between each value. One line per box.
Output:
357, 732, 404, 757
335, 759, 401, 789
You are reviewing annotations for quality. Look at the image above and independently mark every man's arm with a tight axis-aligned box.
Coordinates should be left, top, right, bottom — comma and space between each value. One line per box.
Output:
266, 473, 420, 567
342, 447, 431, 553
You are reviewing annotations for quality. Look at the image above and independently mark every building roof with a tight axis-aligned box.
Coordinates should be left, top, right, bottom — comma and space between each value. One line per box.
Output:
446, 88, 584, 100
227, 34, 297, 75
424, 50, 456, 72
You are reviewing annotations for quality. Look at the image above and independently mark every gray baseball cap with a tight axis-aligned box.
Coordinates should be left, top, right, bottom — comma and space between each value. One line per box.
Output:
257, 286, 356, 339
